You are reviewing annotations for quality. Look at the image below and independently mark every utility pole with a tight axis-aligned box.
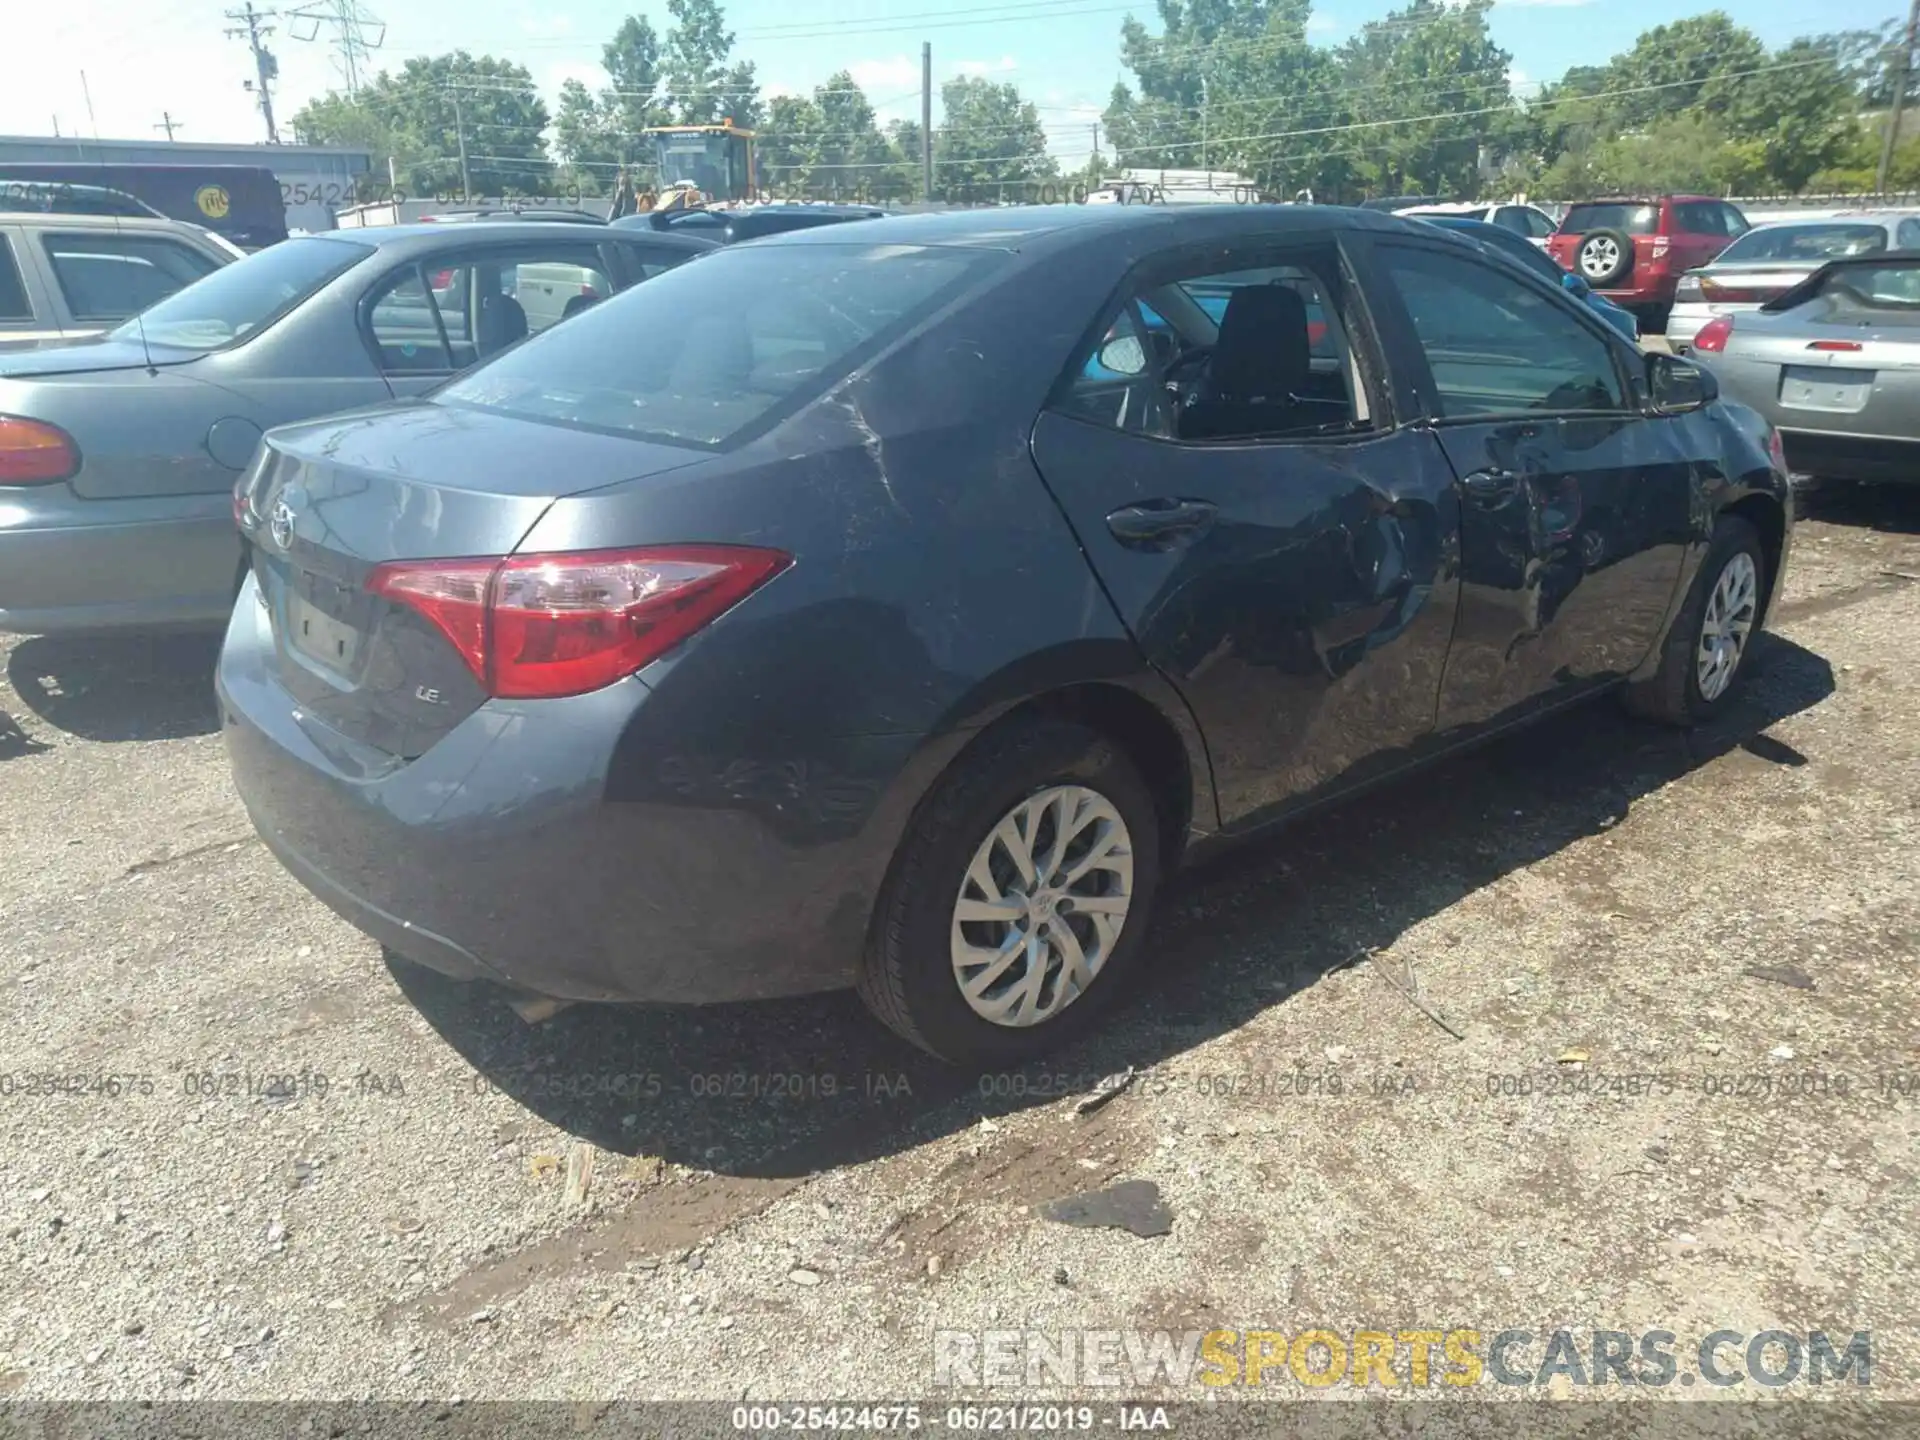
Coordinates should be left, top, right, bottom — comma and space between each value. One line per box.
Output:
921, 42, 934, 206
154, 111, 182, 142
452, 90, 472, 201
1880, 0, 1920, 194
226, 4, 282, 144
1200, 74, 1209, 178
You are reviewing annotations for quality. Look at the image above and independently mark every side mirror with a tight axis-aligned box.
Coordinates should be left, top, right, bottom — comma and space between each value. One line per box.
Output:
1648, 352, 1717, 413
1097, 334, 1149, 377
1561, 270, 1591, 297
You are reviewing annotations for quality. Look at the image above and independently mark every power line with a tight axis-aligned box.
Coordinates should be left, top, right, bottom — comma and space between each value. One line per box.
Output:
287, 0, 385, 96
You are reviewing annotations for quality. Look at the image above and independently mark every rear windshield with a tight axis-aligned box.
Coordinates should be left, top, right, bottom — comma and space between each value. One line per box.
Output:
438, 242, 1001, 448
1718, 224, 1889, 263
1561, 203, 1658, 235
109, 234, 371, 352
1814, 262, 1920, 310
1408, 206, 1488, 221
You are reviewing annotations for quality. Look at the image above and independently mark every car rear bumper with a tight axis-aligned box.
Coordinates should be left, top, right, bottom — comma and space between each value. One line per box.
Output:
0, 489, 239, 636
1776, 432, 1920, 486
218, 576, 926, 1005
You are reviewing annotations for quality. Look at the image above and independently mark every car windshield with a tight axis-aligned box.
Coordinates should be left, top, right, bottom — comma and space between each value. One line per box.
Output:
108, 235, 372, 352
438, 242, 1002, 448
1816, 261, 1920, 310
1562, 203, 1658, 235
1717, 224, 1889, 264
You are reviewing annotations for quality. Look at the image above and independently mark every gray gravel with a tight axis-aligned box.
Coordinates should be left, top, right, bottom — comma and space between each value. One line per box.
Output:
1, 487, 1917, 1406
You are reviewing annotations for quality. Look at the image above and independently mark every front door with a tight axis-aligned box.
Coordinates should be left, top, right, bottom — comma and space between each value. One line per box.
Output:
1362, 237, 1693, 734
1030, 234, 1462, 829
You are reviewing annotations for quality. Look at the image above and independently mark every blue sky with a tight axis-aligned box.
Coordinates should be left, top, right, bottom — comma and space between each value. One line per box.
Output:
6, 0, 1901, 170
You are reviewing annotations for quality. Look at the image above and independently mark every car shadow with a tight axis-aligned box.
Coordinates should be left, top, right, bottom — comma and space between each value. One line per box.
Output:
394, 632, 1835, 1181
1797, 481, 1920, 536
5, 631, 222, 742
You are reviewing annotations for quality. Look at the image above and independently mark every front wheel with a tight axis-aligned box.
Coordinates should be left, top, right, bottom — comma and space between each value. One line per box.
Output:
1625, 515, 1766, 726
858, 719, 1162, 1064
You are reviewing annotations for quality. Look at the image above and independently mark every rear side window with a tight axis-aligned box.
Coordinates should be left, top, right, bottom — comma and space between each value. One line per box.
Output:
439, 242, 1001, 448
0, 236, 29, 320
1674, 201, 1729, 237
42, 233, 222, 321
1378, 243, 1626, 418
111, 234, 367, 352
1561, 203, 1658, 236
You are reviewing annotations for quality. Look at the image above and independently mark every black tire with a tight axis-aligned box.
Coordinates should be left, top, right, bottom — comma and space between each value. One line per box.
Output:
1577, 227, 1634, 288
1624, 515, 1766, 727
858, 718, 1162, 1065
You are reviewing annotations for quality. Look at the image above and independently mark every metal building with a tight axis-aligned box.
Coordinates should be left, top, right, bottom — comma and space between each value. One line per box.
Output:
0, 134, 372, 232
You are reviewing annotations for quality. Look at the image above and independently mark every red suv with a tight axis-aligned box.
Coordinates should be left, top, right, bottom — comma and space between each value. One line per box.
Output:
1548, 196, 1749, 326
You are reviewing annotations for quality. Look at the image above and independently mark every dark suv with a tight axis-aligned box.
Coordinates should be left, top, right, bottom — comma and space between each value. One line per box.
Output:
1548, 196, 1749, 326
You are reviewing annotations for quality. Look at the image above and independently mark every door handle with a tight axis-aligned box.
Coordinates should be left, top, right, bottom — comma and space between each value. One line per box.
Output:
1459, 468, 1519, 503
1105, 497, 1218, 549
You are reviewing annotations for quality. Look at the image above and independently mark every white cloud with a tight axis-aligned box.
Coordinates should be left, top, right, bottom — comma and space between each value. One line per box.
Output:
953, 56, 1019, 77
847, 56, 921, 92
1508, 64, 1538, 97
540, 61, 604, 96
1307, 14, 1341, 32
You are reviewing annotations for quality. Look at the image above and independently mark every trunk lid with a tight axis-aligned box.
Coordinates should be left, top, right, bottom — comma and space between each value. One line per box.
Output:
1724, 308, 1920, 431
1697, 262, 1817, 304
0, 337, 192, 377
243, 400, 710, 758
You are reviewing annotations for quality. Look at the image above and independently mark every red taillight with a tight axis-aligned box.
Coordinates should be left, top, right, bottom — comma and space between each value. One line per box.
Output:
580, 283, 598, 297
1809, 339, 1862, 352
366, 545, 792, 700
1700, 281, 1777, 304
0, 415, 79, 485
1307, 320, 1327, 345
1693, 316, 1733, 354
429, 268, 453, 289
1767, 428, 1787, 474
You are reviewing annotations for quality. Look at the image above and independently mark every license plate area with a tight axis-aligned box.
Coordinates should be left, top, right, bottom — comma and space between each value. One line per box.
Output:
1779, 365, 1873, 414
286, 574, 365, 674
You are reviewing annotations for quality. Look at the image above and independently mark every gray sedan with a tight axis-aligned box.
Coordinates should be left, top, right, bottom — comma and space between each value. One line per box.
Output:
1668, 212, 1920, 353
0, 222, 714, 636
1691, 250, 1920, 486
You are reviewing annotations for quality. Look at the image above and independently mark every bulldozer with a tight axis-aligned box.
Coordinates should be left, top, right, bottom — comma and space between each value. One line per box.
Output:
607, 121, 757, 220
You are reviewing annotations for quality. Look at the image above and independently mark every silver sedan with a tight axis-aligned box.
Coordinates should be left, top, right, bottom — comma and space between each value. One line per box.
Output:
1668, 212, 1920, 353
1691, 251, 1920, 486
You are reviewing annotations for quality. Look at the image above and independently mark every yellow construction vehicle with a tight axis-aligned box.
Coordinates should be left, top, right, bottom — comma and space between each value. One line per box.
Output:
633, 121, 756, 212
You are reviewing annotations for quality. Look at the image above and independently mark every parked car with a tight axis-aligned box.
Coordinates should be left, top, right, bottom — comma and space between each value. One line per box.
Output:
1360, 194, 1443, 212
1397, 201, 1558, 246
617, 203, 887, 243
420, 208, 607, 226
1415, 214, 1639, 340
0, 210, 235, 349
217, 205, 1790, 1064
1667, 213, 1920, 354
0, 180, 165, 220
0, 222, 714, 636
1547, 196, 1750, 327
1689, 250, 1920, 487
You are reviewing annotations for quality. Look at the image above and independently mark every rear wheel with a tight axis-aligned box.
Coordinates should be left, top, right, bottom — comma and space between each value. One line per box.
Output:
1625, 515, 1766, 726
858, 719, 1161, 1065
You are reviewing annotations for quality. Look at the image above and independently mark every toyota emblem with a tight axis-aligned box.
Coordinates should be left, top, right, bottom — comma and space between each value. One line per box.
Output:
268, 497, 296, 550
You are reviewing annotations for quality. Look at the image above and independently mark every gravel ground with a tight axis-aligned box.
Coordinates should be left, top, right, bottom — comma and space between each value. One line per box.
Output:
1, 484, 1917, 1417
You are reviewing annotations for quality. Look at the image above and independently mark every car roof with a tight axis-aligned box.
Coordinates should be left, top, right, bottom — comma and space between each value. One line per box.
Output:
315, 222, 719, 255
1401, 201, 1498, 213
750, 203, 1414, 252
0, 210, 219, 237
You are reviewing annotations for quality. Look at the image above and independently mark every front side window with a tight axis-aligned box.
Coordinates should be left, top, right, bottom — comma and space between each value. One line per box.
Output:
438, 241, 1000, 448
1053, 247, 1375, 443
1377, 243, 1626, 419
43, 233, 222, 322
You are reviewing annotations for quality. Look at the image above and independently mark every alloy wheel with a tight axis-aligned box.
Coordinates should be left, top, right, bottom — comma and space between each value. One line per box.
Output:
948, 785, 1135, 1028
1581, 236, 1620, 278
1696, 551, 1758, 702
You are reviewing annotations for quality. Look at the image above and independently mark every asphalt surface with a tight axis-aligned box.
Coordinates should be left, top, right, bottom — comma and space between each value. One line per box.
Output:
2, 483, 1918, 1418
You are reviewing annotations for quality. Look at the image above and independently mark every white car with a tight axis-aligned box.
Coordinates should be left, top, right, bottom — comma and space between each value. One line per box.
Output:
1396, 201, 1559, 247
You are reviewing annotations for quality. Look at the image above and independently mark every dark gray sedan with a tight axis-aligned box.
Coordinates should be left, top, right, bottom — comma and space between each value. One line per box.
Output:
0, 222, 713, 635
1690, 250, 1920, 486
220, 205, 1789, 1064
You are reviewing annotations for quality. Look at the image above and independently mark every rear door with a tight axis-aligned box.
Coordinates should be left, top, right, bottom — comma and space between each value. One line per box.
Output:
1672, 201, 1733, 275
1030, 231, 1463, 830
1360, 236, 1693, 733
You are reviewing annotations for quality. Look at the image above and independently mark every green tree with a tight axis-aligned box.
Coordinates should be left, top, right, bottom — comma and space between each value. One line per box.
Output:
934, 77, 1057, 198
1718, 36, 1861, 192
1598, 12, 1769, 133
809, 72, 899, 200
289, 52, 551, 199
664, 0, 738, 125
760, 93, 823, 193
886, 118, 927, 200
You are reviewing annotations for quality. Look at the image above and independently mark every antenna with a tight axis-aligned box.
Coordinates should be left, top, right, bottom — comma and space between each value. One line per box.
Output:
287, 0, 385, 98
225, 3, 283, 144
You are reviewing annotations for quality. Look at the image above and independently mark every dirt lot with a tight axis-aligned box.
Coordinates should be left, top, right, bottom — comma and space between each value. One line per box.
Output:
2, 486, 1918, 1416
